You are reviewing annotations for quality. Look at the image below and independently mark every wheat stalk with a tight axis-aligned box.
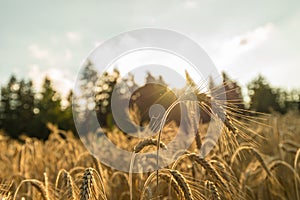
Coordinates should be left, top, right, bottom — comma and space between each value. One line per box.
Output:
172, 153, 226, 189
134, 139, 167, 153
269, 160, 300, 199
13, 179, 49, 200
159, 173, 181, 198
43, 172, 50, 200
294, 148, 300, 200
140, 169, 194, 200
230, 146, 271, 177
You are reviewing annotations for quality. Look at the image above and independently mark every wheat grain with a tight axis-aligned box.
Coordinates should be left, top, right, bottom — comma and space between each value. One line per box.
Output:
172, 153, 227, 189
80, 168, 94, 200
76, 153, 104, 179
169, 169, 194, 200
205, 180, 221, 200
55, 169, 76, 200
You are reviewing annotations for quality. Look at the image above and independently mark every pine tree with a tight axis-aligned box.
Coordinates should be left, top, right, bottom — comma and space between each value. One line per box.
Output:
73, 60, 99, 134
17, 79, 35, 135
59, 90, 76, 134
32, 77, 62, 139
248, 75, 282, 113
1, 76, 22, 138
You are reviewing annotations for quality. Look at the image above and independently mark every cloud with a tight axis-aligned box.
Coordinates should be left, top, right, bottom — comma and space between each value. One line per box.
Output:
28, 44, 58, 66
28, 42, 76, 66
64, 49, 72, 62
50, 36, 60, 45
183, 0, 198, 9
28, 44, 50, 60
28, 64, 44, 90
66, 31, 82, 43
215, 23, 275, 67
28, 65, 73, 97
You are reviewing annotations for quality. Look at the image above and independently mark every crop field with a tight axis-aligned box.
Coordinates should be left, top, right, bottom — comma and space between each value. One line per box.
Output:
0, 106, 299, 200
1, 1, 300, 199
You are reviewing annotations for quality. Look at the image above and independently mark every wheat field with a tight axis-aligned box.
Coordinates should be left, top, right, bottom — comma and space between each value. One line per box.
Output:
0, 108, 299, 199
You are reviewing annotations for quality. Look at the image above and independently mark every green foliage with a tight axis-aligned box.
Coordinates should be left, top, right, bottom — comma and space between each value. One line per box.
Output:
0, 76, 36, 138
95, 69, 120, 130
72, 61, 100, 134
58, 90, 76, 133
247, 75, 299, 114
0, 75, 75, 139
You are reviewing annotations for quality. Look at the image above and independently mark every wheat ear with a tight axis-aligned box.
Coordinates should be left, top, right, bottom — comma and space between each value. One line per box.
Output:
172, 153, 226, 188
205, 180, 221, 200
80, 168, 107, 200
55, 169, 76, 200
169, 170, 194, 200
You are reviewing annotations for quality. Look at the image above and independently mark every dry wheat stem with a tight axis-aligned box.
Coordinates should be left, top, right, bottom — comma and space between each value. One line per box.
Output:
294, 148, 300, 200
13, 180, 49, 200
134, 139, 167, 153
230, 146, 271, 177
269, 160, 300, 197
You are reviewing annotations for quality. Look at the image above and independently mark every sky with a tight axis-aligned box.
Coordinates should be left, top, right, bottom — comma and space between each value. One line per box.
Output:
0, 0, 299, 97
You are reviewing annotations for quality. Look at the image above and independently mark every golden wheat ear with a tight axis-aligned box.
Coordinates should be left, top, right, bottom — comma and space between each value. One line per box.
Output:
184, 71, 269, 150
140, 169, 194, 200
55, 169, 76, 200
169, 169, 194, 200
80, 168, 107, 200
205, 180, 221, 200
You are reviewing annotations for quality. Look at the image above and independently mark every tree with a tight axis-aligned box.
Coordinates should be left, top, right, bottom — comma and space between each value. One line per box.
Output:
0, 76, 22, 138
0, 76, 36, 138
206, 72, 245, 121
32, 77, 62, 139
248, 75, 282, 113
221, 72, 245, 110
73, 60, 99, 134
17, 79, 35, 135
95, 69, 121, 130
59, 90, 76, 134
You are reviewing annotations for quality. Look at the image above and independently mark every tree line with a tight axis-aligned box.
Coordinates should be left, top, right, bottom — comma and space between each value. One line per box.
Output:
0, 76, 75, 139
0, 65, 299, 139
